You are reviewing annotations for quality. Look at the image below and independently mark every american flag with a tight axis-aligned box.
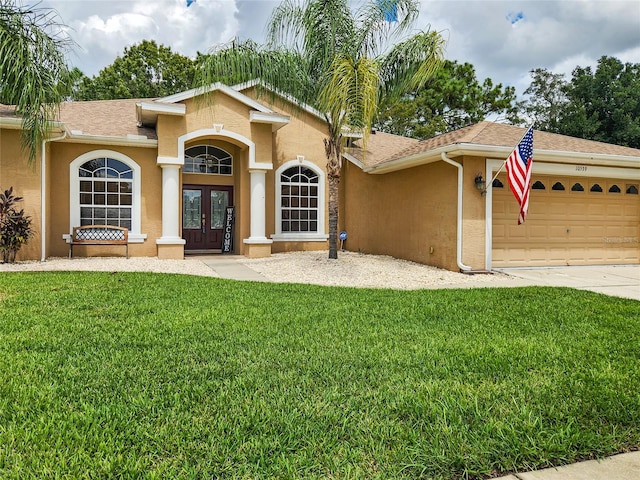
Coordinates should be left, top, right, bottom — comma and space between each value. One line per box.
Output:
505, 126, 534, 224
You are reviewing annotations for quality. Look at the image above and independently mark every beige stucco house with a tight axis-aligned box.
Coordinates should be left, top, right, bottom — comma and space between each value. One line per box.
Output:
1, 82, 639, 271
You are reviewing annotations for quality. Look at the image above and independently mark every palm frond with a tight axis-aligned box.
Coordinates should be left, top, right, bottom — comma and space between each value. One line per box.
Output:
355, 0, 420, 56
378, 28, 445, 100
0, 0, 72, 163
319, 55, 379, 136
266, 0, 305, 51
195, 38, 316, 112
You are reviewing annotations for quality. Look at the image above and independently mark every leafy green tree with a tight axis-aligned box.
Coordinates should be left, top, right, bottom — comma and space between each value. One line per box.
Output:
74, 40, 197, 100
0, 0, 72, 162
196, 0, 445, 259
57, 67, 87, 100
375, 59, 518, 138
520, 57, 640, 148
521, 67, 568, 133
562, 56, 640, 148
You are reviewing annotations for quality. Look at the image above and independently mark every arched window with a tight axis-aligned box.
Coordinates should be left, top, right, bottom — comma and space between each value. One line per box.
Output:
272, 160, 328, 241
571, 183, 584, 192
184, 145, 233, 175
492, 179, 504, 188
78, 158, 133, 228
532, 181, 546, 190
626, 184, 639, 195
590, 183, 603, 193
68, 151, 145, 242
552, 182, 565, 191
608, 184, 621, 193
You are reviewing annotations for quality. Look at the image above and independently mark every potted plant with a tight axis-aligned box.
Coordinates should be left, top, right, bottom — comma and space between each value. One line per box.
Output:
0, 187, 34, 263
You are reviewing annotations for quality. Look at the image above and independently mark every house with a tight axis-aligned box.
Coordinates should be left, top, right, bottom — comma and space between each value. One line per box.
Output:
1, 82, 639, 271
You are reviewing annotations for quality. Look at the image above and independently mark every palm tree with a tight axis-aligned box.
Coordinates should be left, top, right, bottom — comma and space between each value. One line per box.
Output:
0, 0, 72, 163
196, 0, 445, 259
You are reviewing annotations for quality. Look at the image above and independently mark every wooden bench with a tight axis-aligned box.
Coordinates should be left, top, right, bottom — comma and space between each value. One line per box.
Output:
69, 225, 129, 259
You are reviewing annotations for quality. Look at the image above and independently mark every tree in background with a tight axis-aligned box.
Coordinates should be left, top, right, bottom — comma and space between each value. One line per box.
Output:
562, 56, 640, 148
73, 40, 197, 100
520, 67, 568, 133
375, 59, 518, 138
520, 57, 640, 148
196, 0, 445, 259
0, 0, 72, 162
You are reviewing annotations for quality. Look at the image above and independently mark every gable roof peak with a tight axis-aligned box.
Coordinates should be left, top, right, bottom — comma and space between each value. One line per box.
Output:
153, 81, 274, 114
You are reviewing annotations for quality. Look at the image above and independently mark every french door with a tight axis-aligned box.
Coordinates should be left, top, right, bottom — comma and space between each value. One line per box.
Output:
182, 185, 233, 250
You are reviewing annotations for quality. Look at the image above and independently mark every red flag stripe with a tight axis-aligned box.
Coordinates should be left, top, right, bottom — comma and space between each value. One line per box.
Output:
504, 126, 534, 224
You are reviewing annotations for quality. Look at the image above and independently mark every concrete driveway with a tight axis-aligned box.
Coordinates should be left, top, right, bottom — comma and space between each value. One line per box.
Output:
494, 265, 640, 301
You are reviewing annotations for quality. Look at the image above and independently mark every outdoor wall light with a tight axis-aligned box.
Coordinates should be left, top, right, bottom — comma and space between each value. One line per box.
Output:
474, 173, 486, 196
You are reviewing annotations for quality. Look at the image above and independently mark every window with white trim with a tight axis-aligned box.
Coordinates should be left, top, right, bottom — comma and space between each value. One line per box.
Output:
281, 165, 319, 232
272, 160, 327, 241
79, 158, 133, 229
68, 151, 144, 241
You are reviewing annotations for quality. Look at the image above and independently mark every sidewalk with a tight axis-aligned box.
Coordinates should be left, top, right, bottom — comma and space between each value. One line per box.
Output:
494, 450, 640, 479
201, 256, 269, 282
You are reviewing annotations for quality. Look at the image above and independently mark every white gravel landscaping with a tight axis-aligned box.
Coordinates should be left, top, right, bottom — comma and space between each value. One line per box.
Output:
238, 250, 504, 289
1, 250, 506, 289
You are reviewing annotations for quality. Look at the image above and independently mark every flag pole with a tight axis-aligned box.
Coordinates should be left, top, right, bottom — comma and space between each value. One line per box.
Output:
485, 124, 534, 191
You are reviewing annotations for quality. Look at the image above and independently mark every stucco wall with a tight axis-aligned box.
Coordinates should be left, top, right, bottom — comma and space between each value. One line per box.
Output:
48, 142, 160, 258
341, 159, 460, 271
0, 128, 42, 261
460, 155, 487, 268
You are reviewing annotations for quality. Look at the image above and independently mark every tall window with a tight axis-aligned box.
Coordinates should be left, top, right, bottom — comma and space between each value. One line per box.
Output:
280, 165, 319, 232
184, 145, 232, 175
79, 158, 132, 229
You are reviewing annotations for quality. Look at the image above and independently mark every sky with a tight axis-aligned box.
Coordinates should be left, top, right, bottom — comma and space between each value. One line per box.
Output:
39, 0, 640, 97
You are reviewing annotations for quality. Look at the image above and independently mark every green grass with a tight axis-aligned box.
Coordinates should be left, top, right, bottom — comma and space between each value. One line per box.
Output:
0, 272, 639, 479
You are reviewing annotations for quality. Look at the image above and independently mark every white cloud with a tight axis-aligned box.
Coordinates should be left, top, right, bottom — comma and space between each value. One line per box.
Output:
40, 0, 640, 97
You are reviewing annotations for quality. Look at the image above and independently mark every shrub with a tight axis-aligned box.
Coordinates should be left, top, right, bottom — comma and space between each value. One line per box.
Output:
0, 186, 34, 263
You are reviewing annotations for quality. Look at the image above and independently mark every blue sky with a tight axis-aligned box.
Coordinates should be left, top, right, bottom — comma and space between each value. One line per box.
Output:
41, 0, 640, 97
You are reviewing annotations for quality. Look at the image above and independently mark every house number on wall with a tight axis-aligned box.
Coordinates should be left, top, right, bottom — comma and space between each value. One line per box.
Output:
575, 165, 588, 171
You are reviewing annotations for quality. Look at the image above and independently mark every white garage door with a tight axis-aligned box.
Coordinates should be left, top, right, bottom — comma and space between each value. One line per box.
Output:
492, 174, 640, 267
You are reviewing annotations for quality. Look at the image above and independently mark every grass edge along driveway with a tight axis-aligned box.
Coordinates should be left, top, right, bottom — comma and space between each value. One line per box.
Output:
1, 271, 639, 479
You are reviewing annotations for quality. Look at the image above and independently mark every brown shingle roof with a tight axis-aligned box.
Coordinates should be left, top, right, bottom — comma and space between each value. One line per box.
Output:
58, 99, 157, 139
2, 100, 157, 140
375, 121, 640, 167
345, 130, 419, 166
0, 104, 17, 117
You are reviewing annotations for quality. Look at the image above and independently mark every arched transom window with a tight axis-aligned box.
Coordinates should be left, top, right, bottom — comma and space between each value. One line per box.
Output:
79, 158, 133, 229
184, 145, 233, 175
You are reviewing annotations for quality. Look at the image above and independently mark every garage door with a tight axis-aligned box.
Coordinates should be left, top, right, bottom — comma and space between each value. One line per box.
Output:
492, 174, 640, 267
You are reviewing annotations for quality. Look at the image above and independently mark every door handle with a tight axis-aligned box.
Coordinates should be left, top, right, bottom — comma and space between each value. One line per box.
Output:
202, 213, 206, 234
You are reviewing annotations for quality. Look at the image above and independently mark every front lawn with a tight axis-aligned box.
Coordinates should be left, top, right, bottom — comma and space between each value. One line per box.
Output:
0, 272, 639, 479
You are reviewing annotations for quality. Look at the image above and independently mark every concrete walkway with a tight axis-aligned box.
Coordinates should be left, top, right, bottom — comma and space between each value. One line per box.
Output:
495, 265, 640, 301
200, 256, 269, 282
494, 450, 640, 480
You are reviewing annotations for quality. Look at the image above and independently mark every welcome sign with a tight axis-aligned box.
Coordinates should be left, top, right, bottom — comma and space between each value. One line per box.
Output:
222, 206, 235, 254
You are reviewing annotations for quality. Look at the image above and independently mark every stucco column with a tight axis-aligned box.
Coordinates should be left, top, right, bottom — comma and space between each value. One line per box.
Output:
156, 158, 185, 259
243, 169, 273, 257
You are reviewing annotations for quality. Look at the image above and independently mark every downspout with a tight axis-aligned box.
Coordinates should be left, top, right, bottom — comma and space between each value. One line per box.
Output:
41, 131, 67, 261
440, 152, 472, 272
